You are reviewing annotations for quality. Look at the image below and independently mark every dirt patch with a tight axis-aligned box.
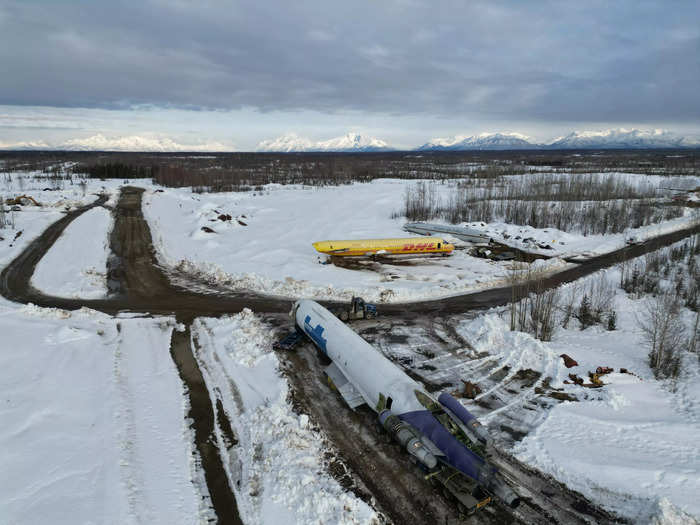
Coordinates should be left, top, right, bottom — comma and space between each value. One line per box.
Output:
512, 368, 541, 388
499, 424, 528, 442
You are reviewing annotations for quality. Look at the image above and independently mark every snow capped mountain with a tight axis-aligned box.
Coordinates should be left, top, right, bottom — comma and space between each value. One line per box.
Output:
256, 132, 391, 152
61, 134, 233, 152
254, 133, 316, 152
548, 128, 700, 149
0, 134, 233, 152
0, 140, 51, 150
417, 129, 700, 151
315, 132, 390, 152
417, 132, 536, 151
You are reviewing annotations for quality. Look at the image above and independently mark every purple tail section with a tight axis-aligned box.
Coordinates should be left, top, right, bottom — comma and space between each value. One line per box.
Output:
398, 410, 494, 483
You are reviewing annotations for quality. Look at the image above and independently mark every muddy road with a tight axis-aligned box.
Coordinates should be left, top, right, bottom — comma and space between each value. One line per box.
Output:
279, 337, 621, 525
1, 186, 696, 524
0, 187, 290, 317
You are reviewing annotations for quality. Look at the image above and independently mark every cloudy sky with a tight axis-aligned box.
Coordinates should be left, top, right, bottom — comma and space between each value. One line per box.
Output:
1, 0, 699, 149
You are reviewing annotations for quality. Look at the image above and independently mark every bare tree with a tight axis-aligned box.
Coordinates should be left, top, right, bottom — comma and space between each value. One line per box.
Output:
588, 273, 616, 323
637, 293, 687, 379
509, 264, 559, 341
560, 282, 581, 329
689, 310, 699, 355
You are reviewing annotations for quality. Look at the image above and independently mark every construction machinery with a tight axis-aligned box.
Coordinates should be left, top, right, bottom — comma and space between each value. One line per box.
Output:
5, 195, 41, 207
334, 296, 377, 321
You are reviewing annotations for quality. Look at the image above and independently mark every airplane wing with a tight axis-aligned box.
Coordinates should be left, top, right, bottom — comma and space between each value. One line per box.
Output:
324, 362, 366, 409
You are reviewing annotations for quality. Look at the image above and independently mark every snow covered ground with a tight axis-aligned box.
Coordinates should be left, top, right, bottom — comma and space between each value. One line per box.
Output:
142, 178, 698, 303
0, 302, 206, 524
143, 180, 522, 302
31, 206, 113, 298
192, 311, 378, 524
0, 172, 128, 273
462, 212, 699, 259
0, 206, 64, 268
451, 265, 700, 522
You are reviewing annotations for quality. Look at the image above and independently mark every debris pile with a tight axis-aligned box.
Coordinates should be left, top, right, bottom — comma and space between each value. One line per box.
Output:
453, 379, 482, 399
559, 354, 579, 368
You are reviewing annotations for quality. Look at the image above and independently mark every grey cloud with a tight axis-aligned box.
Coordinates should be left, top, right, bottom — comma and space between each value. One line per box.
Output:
0, 0, 698, 124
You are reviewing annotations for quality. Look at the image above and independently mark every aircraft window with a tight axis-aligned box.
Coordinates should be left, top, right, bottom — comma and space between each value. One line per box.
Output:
438, 243, 441, 249
386, 397, 393, 410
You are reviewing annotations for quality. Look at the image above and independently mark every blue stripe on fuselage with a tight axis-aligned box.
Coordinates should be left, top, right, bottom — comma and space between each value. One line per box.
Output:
303, 315, 328, 354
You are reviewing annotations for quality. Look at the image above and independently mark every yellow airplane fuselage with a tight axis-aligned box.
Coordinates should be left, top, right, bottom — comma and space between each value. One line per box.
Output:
313, 237, 454, 257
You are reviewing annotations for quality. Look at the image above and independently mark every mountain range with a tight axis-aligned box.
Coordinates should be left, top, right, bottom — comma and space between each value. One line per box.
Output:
417, 132, 534, 151
255, 132, 389, 152
1, 129, 698, 152
0, 134, 232, 152
418, 129, 700, 151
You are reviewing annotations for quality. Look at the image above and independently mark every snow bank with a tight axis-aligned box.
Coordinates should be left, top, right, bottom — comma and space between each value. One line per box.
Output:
31, 206, 113, 298
192, 311, 378, 524
456, 314, 566, 422
0, 304, 204, 524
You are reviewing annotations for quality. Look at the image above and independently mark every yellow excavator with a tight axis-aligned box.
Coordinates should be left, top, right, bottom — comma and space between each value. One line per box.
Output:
5, 195, 41, 207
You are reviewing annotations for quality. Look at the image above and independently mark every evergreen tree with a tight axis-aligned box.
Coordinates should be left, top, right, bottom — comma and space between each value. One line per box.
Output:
578, 294, 593, 330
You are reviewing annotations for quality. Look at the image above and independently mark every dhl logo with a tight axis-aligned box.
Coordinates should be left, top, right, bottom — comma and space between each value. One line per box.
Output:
402, 243, 436, 251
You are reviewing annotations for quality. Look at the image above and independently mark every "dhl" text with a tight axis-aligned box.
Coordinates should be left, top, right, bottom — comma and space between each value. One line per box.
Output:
401, 243, 436, 251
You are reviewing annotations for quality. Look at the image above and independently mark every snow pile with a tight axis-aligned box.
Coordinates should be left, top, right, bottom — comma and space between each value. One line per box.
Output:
456, 313, 566, 422
193, 311, 378, 524
0, 304, 204, 524
650, 497, 699, 525
461, 314, 563, 376
31, 206, 113, 298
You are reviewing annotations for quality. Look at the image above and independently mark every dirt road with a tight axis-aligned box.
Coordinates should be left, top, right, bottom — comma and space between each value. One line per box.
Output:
1, 186, 696, 524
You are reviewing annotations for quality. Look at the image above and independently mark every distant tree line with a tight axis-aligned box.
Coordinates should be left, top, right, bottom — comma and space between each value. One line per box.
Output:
74, 162, 153, 179
399, 173, 695, 235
